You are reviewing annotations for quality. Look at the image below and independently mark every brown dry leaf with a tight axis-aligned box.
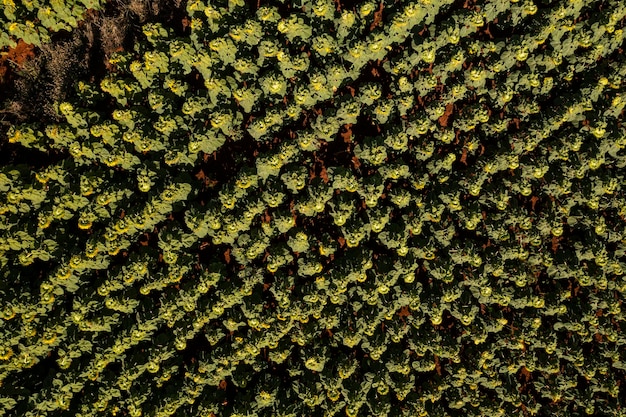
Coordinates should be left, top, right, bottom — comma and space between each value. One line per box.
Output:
438, 103, 454, 127
397, 306, 411, 318
460, 148, 468, 165
530, 196, 539, 211
337, 236, 346, 249
369, 2, 384, 31
519, 366, 531, 382
341, 124, 353, 143
434, 355, 442, 376
0, 39, 35, 81
195, 169, 206, 181
224, 248, 231, 264
481, 23, 494, 39
218, 380, 228, 390
319, 164, 329, 184
182, 17, 190, 31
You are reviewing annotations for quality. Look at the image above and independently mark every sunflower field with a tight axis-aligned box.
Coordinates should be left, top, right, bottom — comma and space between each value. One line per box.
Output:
1, 0, 626, 416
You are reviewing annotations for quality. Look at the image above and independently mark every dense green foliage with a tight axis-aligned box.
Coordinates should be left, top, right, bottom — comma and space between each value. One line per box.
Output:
0, 0, 104, 47
1, 0, 626, 416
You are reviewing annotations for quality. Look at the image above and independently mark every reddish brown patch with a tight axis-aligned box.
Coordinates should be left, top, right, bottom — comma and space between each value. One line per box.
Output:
0, 40, 36, 82
224, 248, 231, 264
341, 124, 353, 143
530, 196, 539, 211
438, 103, 454, 127
397, 306, 411, 318
337, 236, 346, 249
481, 23, 494, 39
519, 366, 532, 382
195, 169, 206, 181
434, 355, 442, 375
460, 148, 468, 165
551, 236, 560, 253
218, 380, 228, 390
369, 2, 384, 31
319, 164, 329, 184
